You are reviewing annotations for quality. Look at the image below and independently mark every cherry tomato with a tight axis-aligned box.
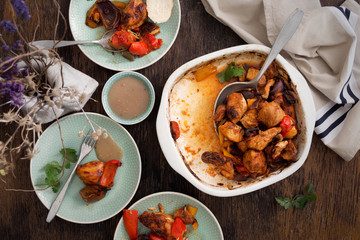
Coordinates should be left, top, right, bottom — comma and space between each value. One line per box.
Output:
129, 42, 149, 56
123, 209, 138, 240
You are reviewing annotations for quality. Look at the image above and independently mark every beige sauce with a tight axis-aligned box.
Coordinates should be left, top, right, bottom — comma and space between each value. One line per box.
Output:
95, 133, 123, 162
108, 76, 150, 119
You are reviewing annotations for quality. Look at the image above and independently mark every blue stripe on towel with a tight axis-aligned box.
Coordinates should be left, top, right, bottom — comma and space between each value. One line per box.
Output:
315, 104, 341, 127
347, 84, 359, 102
335, 6, 351, 20
317, 111, 349, 139
339, 75, 351, 104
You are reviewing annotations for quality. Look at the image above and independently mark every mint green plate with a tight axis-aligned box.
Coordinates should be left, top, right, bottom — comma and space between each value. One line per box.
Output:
30, 112, 141, 224
68, 0, 181, 71
114, 192, 224, 240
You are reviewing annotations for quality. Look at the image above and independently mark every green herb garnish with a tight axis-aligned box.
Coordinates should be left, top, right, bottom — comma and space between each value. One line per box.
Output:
275, 183, 317, 209
36, 148, 78, 193
216, 62, 245, 83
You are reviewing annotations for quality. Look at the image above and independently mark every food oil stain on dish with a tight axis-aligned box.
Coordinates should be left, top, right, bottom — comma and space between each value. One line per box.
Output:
95, 133, 123, 162
108, 76, 150, 119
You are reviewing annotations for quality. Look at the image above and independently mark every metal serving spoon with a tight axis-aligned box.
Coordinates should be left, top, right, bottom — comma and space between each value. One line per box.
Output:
30, 29, 125, 52
213, 8, 304, 133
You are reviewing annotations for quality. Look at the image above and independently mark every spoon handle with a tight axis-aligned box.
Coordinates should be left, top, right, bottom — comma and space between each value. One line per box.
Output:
30, 40, 100, 49
252, 8, 304, 86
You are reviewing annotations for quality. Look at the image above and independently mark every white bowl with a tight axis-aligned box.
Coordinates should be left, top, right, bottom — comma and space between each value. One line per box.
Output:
156, 44, 315, 197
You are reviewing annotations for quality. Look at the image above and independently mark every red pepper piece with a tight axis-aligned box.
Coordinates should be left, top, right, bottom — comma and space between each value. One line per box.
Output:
129, 42, 149, 56
280, 115, 292, 138
99, 160, 121, 188
170, 121, 180, 140
235, 166, 250, 178
149, 233, 166, 240
123, 209, 138, 240
171, 218, 187, 240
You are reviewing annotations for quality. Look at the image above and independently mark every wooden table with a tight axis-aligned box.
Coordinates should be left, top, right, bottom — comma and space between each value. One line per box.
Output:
1, 0, 359, 239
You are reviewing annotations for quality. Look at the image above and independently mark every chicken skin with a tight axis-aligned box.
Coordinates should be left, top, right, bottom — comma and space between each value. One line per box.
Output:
258, 101, 285, 127
139, 211, 174, 240
246, 127, 282, 151
226, 92, 247, 124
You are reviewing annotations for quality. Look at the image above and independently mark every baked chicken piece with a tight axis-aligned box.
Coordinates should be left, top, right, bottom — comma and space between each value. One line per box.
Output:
271, 140, 289, 160
240, 109, 258, 129
76, 161, 105, 185
213, 104, 226, 122
139, 211, 174, 240
201, 151, 235, 179
226, 92, 247, 123
218, 121, 244, 143
246, 127, 282, 151
258, 78, 275, 99
119, 0, 147, 30
174, 205, 195, 225
243, 149, 267, 176
281, 139, 298, 160
258, 101, 285, 127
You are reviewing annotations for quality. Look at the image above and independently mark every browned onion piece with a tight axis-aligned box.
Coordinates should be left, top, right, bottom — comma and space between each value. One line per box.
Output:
270, 79, 284, 95
283, 90, 298, 105
96, 0, 121, 29
241, 90, 256, 99
249, 98, 259, 109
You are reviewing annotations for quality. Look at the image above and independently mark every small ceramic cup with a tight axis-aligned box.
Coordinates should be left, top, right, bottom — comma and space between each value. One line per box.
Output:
102, 71, 155, 125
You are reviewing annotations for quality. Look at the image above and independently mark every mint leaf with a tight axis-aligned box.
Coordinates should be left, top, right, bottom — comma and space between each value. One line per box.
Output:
305, 183, 314, 194
216, 62, 245, 83
276, 183, 316, 210
38, 148, 78, 193
60, 148, 78, 169
275, 197, 292, 209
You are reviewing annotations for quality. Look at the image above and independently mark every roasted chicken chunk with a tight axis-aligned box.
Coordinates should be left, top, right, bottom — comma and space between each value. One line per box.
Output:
258, 101, 285, 127
213, 104, 226, 122
219, 121, 244, 143
246, 127, 282, 151
271, 140, 289, 159
76, 161, 105, 185
243, 149, 267, 176
119, 0, 147, 30
282, 140, 298, 160
259, 78, 275, 99
240, 109, 258, 129
226, 92, 247, 123
201, 151, 235, 179
79, 185, 108, 203
174, 205, 195, 225
139, 211, 174, 240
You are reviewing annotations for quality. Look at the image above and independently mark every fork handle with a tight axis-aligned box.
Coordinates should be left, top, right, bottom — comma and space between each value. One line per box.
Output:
46, 152, 87, 223
31, 40, 100, 49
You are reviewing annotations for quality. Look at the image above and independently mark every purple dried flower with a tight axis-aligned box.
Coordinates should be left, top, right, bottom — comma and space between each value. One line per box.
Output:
2, 45, 10, 51
11, 0, 31, 20
12, 40, 22, 50
0, 20, 16, 32
1, 56, 19, 81
21, 65, 28, 77
0, 81, 24, 106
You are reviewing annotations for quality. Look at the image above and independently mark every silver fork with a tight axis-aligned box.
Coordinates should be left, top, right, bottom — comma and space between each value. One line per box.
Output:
46, 130, 97, 223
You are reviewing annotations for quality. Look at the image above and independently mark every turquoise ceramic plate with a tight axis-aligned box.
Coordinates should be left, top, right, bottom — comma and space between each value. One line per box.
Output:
68, 0, 181, 71
30, 112, 141, 224
113, 192, 224, 240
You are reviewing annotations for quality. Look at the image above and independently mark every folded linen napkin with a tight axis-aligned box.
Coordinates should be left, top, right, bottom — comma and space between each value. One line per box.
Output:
21, 44, 99, 123
201, 0, 360, 161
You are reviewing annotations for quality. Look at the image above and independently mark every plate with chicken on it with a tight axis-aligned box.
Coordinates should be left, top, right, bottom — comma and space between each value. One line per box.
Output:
69, 0, 180, 71
113, 191, 224, 240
